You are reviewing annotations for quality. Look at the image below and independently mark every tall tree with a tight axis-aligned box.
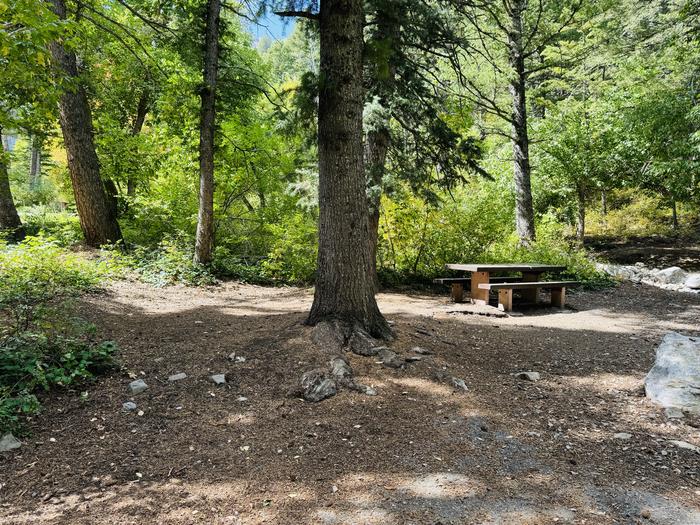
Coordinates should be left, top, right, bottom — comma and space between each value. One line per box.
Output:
194, 0, 222, 265
455, 0, 584, 244
299, 0, 390, 337
48, 0, 122, 246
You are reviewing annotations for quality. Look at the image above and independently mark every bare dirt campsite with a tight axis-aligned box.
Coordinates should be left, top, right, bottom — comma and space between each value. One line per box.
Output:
1, 279, 699, 524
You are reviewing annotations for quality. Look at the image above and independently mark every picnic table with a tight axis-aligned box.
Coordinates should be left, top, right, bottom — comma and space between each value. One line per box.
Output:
436, 263, 578, 311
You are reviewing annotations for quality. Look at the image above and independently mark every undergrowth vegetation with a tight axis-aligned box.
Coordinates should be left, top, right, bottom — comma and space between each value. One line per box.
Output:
0, 238, 118, 433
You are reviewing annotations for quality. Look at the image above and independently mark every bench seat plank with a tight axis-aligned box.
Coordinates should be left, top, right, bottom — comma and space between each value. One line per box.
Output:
478, 281, 579, 290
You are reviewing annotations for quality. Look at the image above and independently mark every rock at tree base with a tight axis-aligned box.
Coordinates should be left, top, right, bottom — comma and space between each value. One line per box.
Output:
349, 330, 380, 356
168, 373, 187, 382
329, 357, 353, 381
515, 371, 541, 381
655, 266, 688, 285
686, 274, 700, 289
377, 348, 404, 368
0, 433, 21, 452
122, 401, 137, 411
300, 369, 337, 402
128, 379, 148, 395
645, 332, 700, 415
210, 374, 226, 385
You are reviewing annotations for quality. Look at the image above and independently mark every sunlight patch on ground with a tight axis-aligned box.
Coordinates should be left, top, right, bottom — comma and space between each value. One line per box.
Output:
389, 377, 464, 398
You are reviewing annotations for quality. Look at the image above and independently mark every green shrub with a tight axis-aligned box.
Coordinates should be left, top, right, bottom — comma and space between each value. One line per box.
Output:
113, 236, 217, 286
0, 236, 119, 433
0, 334, 117, 433
19, 207, 84, 247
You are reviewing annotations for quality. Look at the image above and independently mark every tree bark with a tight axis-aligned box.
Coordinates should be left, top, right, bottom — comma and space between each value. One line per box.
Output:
193, 0, 221, 265
49, 0, 122, 246
507, 0, 536, 245
576, 182, 585, 244
307, 0, 391, 339
127, 92, 149, 197
0, 127, 26, 241
29, 135, 41, 190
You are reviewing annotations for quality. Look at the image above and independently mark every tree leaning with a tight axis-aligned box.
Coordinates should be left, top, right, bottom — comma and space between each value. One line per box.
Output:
48, 0, 122, 247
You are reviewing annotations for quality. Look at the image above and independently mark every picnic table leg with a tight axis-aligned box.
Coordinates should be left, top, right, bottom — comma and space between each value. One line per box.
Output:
498, 289, 513, 312
551, 287, 566, 308
470, 271, 490, 306
521, 271, 540, 304
451, 283, 464, 303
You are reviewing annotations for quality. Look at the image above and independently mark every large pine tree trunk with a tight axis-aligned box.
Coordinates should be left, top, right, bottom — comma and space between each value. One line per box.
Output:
0, 127, 25, 241
29, 135, 41, 190
49, 0, 122, 246
507, 1, 536, 245
193, 0, 220, 265
307, 0, 390, 339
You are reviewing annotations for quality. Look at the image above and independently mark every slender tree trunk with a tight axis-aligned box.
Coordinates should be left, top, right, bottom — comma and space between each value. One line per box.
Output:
576, 182, 586, 244
49, 0, 122, 246
507, 1, 536, 245
193, 0, 220, 265
103, 178, 120, 218
365, 7, 398, 292
307, 0, 390, 339
671, 200, 678, 230
127, 92, 149, 197
29, 135, 41, 190
601, 189, 607, 215
0, 128, 25, 241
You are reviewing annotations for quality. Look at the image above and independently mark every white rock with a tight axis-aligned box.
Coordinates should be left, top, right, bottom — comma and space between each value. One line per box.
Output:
645, 332, 700, 415
450, 377, 469, 391
210, 374, 227, 385
613, 432, 632, 440
168, 373, 187, 382
122, 401, 137, 411
685, 274, 700, 289
655, 266, 688, 285
128, 379, 148, 395
0, 433, 21, 452
514, 371, 541, 381
669, 440, 700, 453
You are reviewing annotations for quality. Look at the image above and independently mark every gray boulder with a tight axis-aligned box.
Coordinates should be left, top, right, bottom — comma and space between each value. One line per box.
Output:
210, 374, 227, 385
685, 273, 700, 290
300, 369, 337, 402
122, 401, 137, 411
0, 433, 21, 452
655, 266, 688, 285
645, 332, 700, 415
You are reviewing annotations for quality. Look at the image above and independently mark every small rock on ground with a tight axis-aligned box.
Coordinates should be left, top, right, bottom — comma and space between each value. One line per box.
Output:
210, 374, 227, 385
377, 348, 404, 368
614, 432, 632, 440
0, 433, 21, 452
514, 371, 541, 381
411, 346, 434, 355
168, 372, 187, 382
122, 401, 137, 411
670, 440, 700, 453
128, 379, 148, 395
450, 377, 469, 391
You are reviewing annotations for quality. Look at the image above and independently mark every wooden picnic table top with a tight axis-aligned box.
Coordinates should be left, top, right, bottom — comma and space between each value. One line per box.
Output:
445, 263, 567, 273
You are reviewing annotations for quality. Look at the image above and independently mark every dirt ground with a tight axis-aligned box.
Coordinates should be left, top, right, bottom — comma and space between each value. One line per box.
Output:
586, 235, 700, 271
1, 279, 700, 524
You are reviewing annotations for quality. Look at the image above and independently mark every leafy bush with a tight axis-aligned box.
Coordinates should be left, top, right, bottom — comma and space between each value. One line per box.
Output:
0, 335, 117, 433
19, 207, 84, 247
0, 237, 118, 433
113, 236, 217, 286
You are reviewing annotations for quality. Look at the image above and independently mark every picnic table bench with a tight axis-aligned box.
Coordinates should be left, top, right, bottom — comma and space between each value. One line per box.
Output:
435, 263, 579, 311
